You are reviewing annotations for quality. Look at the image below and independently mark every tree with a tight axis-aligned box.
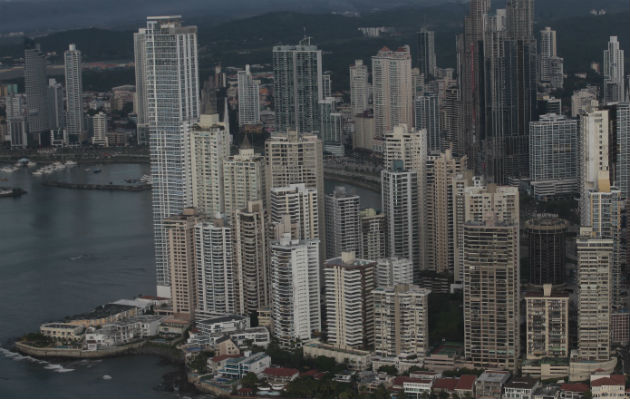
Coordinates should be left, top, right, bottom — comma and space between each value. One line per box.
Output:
371, 384, 390, 399
377, 365, 398, 376
241, 372, 258, 389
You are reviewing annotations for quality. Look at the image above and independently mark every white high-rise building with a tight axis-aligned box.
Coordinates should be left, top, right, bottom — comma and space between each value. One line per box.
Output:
603, 36, 625, 104
372, 46, 413, 140
579, 110, 610, 224
322, 73, 332, 99
325, 186, 360, 259
191, 115, 231, 218
194, 217, 235, 319
383, 124, 427, 271
381, 164, 420, 278
90, 111, 108, 146
539, 27, 564, 89
238, 64, 260, 126
576, 227, 613, 361
324, 252, 376, 349
350, 60, 370, 115
270, 184, 319, 242
359, 209, 387, 262
373, 284, 431, 358
64, 44, 83, 140
222, 139, 265, 220
270, 218, 321, 349
273, 38, 322, 134
234, 201, 269, 316
142, 16, 200, 297
375, 257, 413, 288
571, 86, 599, 117
133, 30, 149, 144
5, 93, 28, 148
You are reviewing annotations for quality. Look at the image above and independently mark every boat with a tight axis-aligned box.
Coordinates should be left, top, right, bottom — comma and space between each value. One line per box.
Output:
27, 161, 37, 167
32, 171, 43, 176
93, 168, 102, 174
65, 160, 77, 167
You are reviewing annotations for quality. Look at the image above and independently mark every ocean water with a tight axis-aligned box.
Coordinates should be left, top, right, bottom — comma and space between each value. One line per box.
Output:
0, 162, 380, 398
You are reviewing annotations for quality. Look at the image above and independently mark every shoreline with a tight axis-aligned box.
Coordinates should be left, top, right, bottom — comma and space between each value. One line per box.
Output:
41, 181, 151, 191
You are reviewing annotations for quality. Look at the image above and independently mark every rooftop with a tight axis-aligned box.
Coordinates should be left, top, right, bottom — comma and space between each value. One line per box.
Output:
64, 304, 135, 322
264, 367, 299, 378
505, 376, 539, 390
455, 375, 477, 391
560, 383, 590, 393
591, 375, 625, 387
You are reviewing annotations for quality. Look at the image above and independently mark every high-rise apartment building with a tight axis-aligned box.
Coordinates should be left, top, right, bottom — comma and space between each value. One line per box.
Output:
319, 97, 344, 156
463, 184, 520, 371
164, 208, 199, 320
24, 43, 49, 143
321, 73, 332, 99
359, 208, 387, 262
373, 284, 431, 358
539, 27, 564, 89
415, 94, 440, 152
194, 216, 235, 319
238, 64, 260, 126
270, 184, 319, 242
142, 16, 199, 297
576, 227, 613, 361
383, 124, 427, 270
273, 38, 322, 133
614, 103, 630, 199
270, 217, 321, 349
324, 252, 376, 349
529, 114, 579, 198
64, 44, 83, 140
571, 86, 599, 117
325, 187, 360, 259
603, 36, 625, 104
350, 60, 369, 115
579, 110, 610, 224
5, 93, 28, 148
234, 201, 269, 316
381, 164, 420, 278
375, 257, 413, 288
425, 150, 468, 274
417, 29, 437, 79
222, 139, 265, 220
90, 111, 108, 146
524, 284, 570, 360
191, 115, 231, 217
372, 46, 413, 140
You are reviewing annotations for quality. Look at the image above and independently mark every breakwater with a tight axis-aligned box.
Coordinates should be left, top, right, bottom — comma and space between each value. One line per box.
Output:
42, 181, 151, 191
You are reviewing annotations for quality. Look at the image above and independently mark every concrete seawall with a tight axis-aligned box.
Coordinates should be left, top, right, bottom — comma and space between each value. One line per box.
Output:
14, 341, 146, 358
42, 181, 151, 191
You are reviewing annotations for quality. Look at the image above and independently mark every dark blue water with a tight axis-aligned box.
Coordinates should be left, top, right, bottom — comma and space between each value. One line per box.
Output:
0, 163, 380, 398
0, 163, 178, 398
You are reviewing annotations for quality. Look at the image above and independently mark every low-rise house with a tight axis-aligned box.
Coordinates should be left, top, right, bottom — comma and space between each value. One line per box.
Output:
40, 323, 84, 341
333, 370, 355, 383
371, 354, 423, 374
65, 304, 138, 328
303, 340, 372, 371
454, 375, 477, 398
85, 326, 117, 351
217, 352, 271, 380
432, 377, 458, 395
263, 367, 299, 388
229, 326, 270, 349
208, 354, 239, 375
424, 342, 465, 372
158, 318, 190, 335
558, 383, 590, 399
399, 378, 433, 397
475, 370, 511, 399
503, 376, 541, 399
196, 315, 249, 336
215, 336, 240, 357
591, 374, 625, 398
84, 315, 163, 350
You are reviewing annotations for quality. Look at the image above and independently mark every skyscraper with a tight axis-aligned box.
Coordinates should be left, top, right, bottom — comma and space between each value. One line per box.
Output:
415, 94, 440, 152
237, 64, 260, 126
325, 187, 360, 259
349, 60, 369, 115
539, 27, 564, 89
463, 184, 520, 371
524, 284, 570, 360
579, 110, 610, 224
133, 30, 149, 145
372, 46, 413, 140
321, 73, 332, 99
222, 139, 265, 221
24, 43, 49, 144
90, 111, 108, 146
375, 257, 413, 288
194, 216, 235, 319
381, 163, 420, 278
164, 208, 200, 321
319, 97, 344, 156
234, 201, 269, 316
64, 44, 83, 140
5, 92, 28, 148
425, 150, 468, 274
529, 114, 579, 198
47, 78, 64, 131
190, 114, 231, 218
273, 38, 322, 133
417, 29, 437, 79
576, 227, 613, 361
603, 36, 625, 104
372, 284, 431, 359
359, 208, 387, 262
324, 252, 375, 349
142, 16, 199, 297
526, 215, 568, 285
614, 103, 630, 198
270, 184, 319, 242
270, 217, 321, 349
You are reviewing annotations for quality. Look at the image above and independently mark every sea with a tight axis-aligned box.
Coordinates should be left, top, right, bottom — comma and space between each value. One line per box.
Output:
0, 162, 380, 398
